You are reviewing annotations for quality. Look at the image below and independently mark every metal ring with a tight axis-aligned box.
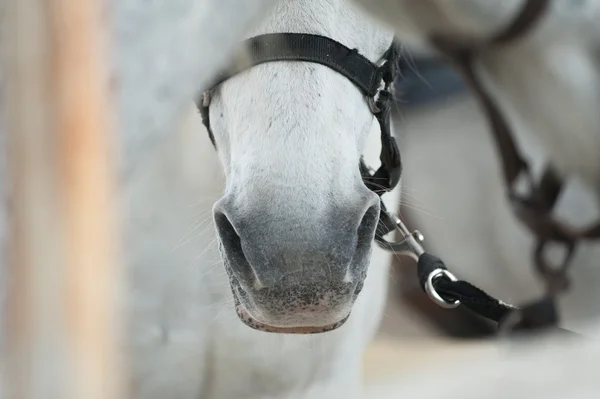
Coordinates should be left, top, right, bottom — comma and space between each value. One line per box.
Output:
366, 95, 381, 113
425, 269, 460, 309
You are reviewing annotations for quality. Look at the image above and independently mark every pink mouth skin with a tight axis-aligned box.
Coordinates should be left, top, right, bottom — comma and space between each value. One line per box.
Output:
233, 297, 350, 334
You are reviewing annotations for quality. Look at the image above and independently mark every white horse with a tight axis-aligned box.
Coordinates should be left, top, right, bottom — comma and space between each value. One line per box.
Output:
125, 0, 400, 398
123, 0, 600, 397
4, 0, 594, 397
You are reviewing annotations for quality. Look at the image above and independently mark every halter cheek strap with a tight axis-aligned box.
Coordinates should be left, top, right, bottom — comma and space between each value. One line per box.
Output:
197, 33, 403, 236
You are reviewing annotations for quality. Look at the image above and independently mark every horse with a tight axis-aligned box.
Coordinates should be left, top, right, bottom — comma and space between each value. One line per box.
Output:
124, 0, 402, 397
124, 0, 600, 397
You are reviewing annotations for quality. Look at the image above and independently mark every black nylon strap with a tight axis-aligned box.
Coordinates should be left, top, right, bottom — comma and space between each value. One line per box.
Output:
416, 252, 583, 337
417, 252, 515, 323
207, 33, 384, 97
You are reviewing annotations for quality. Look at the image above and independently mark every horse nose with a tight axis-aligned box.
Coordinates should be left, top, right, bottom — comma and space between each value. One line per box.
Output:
212, 193, 380, 289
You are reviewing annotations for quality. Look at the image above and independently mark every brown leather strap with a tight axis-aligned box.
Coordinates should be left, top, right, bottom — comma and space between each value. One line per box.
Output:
428, 0, 600, 301
430, 0, 550, 186
491, 0, 551, 44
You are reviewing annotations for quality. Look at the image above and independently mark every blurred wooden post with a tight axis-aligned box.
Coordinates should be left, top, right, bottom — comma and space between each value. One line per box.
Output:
2, 0, 124, 398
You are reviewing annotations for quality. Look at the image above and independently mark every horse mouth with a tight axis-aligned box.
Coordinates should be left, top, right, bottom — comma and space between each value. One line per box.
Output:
233, 295, 350, 334
228, 274, 352, 334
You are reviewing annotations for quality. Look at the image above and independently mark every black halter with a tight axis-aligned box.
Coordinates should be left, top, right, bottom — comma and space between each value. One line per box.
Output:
196, 33, 403, 241
196, 27, 587, 338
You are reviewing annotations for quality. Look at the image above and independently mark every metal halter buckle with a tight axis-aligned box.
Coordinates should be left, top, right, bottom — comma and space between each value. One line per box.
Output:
375, 213, 425, 262
377, 214, 461, 309
366, 58, 390, 114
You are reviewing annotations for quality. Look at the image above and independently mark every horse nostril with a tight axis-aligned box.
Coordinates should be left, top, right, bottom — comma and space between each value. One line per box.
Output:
357, 203, 380, 246
213, 211, 255, 283
214, 194, 380, 290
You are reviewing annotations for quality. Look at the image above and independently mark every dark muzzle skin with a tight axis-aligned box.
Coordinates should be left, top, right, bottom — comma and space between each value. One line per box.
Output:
213, 193, 380, 333
230, 277, 356, 334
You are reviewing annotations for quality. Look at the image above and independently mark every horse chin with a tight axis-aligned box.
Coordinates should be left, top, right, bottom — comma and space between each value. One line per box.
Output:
233, 295, 351, 334
228, 275, 353, 334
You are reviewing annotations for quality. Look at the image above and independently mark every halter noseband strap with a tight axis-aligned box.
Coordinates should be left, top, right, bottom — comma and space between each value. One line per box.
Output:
208, 33, 393, 98
197, 33, 403, 237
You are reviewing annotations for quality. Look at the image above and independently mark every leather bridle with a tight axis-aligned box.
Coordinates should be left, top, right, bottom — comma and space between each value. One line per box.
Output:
198, 0, 599, 337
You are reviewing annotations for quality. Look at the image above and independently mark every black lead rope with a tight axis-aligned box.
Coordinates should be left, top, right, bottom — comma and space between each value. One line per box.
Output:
415, 250, 583, 337
376, 213, 583, 337
417, 253, 514, 323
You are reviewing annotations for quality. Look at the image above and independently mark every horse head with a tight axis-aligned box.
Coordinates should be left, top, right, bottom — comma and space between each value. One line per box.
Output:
202, 0, 396, 334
